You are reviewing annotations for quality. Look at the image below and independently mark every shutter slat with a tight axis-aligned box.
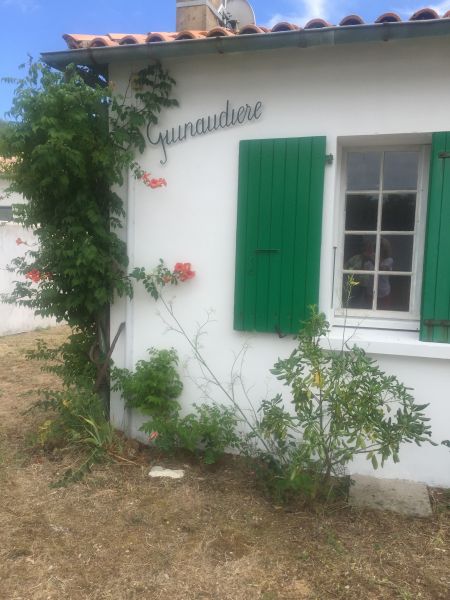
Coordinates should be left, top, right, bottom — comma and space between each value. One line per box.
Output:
291, 138, 312, 332
279, 139, 300, 334
233, 141, 249, 331
266, 139, 287, 332
421, 131, 450, 342
435, 133, 450, 342
242, 141, 262, 331
305, 137, 327, 309
255, 141, 275, 331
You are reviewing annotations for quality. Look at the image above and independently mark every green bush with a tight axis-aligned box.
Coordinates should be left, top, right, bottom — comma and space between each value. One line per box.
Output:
141, 403, 240, 464
36, 387, 112, 448
112, 348, 183, 416
113, 347, 239, 464
251, 308, 434, 499
33, 385, 118, 487
26, 329, 97, 389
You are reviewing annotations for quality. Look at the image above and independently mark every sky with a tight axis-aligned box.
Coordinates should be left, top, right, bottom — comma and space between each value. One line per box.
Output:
1, 0, 449, 118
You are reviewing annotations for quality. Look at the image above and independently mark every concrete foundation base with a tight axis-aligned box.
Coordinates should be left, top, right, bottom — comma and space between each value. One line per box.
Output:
349, 475, 432, 517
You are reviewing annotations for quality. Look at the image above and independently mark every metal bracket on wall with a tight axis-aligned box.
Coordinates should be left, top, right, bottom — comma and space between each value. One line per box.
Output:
423, 319, 450, 327
274, 325, 287, 339
326, 154, 334, 164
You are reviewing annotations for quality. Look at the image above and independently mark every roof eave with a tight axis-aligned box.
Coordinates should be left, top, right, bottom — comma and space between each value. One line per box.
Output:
41, 19, 450, 70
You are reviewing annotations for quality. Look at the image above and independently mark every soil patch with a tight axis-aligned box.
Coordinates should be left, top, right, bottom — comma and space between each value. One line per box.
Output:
0, 327, 449, 599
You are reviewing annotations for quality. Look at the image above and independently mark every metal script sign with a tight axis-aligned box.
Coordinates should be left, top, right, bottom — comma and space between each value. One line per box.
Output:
147, 100, 263, 164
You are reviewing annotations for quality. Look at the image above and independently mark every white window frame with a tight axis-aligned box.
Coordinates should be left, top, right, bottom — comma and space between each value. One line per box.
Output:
333, 143, 429, 331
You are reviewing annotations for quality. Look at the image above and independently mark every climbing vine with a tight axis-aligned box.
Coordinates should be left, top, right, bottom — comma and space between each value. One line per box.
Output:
2, 59, 178, 409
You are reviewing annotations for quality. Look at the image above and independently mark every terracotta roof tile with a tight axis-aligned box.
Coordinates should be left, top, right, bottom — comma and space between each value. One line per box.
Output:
63, 34, 97, 49
62, 8, 450, 51
175, 30, 207, 40
117, 34, 148, 45
339, 15, 365, 26
205, 26, 235, 37
146, 32, 178, 43
238, 24, 265, 35
410, 8, 439, 20
270, 22, 300, 32
89, 36, 116, 48
375, 12, 402, 24
304, 18, 332, 29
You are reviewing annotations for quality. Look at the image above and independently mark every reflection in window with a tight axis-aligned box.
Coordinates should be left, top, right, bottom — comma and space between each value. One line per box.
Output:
342, 149, 420, 314
347, 151, 381, 191
0, 206, 13, 221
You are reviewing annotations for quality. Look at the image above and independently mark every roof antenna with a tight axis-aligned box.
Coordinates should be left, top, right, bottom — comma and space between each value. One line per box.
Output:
219, 0, 256, 31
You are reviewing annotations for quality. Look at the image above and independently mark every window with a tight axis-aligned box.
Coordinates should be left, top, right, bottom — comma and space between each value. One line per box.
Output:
0, 206, 13, 221
335, 146, 429, 328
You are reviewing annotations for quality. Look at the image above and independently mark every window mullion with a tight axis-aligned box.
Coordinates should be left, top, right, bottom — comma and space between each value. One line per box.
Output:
373, 153, 384, 310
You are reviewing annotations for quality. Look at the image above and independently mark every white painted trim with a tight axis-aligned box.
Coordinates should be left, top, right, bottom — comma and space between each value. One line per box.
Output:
333, 315, 419, 331
326, 326, 450, 360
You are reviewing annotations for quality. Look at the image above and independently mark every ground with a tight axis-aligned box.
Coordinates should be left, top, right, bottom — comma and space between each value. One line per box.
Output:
0, 327, 449, 600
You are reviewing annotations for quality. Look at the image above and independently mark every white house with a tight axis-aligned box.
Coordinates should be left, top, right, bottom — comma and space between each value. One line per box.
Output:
43, 3, 450, 486
0, 170, 55, 335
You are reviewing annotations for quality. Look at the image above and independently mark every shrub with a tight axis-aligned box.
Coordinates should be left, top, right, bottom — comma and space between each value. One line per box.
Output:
37, 387, 113, 448
112, 348, 183, 416
141, 403, 240, 464
33, 385, 118, 487
252, 308, 434, 499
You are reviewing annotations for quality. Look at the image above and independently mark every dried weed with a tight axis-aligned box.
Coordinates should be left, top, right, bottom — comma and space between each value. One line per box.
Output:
0, 327, 449, 599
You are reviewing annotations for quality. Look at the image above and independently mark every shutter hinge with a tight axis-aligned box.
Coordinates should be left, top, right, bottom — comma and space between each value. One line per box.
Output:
423, 319, 450, 327
438, 152, 450, 159
325, 154, 334, 164
274, 325, 287, 338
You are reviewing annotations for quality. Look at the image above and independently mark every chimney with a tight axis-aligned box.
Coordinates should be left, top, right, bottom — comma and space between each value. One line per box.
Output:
176, 0, 222, 31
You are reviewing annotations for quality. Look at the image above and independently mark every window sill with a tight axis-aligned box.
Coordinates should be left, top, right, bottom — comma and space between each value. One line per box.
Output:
325, 326, 450, 360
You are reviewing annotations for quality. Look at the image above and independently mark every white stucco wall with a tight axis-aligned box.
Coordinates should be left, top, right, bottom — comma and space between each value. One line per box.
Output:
110, 35, 450, 486
0, 180, 56, 335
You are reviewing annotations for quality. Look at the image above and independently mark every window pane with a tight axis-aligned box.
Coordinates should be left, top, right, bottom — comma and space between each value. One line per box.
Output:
344, 235, 376, 271
383, 151, 419, 190
0, 206, 13, 221
377, 276, 411, 311
343, 274, 373, 309
345, 194, 378, 231
380, 235, 413, 272
382, 194, 416, 231
347, 152, 381, 191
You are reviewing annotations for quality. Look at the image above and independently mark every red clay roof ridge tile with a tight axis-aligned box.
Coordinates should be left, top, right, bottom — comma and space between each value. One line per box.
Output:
63, 9, 450, 50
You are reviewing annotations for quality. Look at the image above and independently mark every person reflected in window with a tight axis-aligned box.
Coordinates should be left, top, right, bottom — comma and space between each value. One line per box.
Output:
345, 237, 375, 308
377, 237, 393, 309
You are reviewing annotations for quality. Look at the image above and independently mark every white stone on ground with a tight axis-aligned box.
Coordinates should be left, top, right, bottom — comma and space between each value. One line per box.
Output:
349, 475, 432, 517
149, 466, 185, 479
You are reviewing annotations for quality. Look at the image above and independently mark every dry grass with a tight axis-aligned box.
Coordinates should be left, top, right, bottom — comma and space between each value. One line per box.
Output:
0, 326, 449, 600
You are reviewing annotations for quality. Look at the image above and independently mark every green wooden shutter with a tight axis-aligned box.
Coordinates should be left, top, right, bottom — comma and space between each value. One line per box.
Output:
234, 136, 326, 334
421, 132, 450, 342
